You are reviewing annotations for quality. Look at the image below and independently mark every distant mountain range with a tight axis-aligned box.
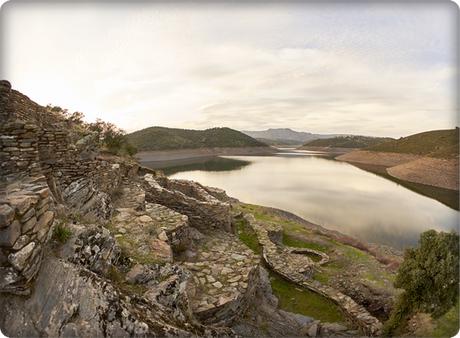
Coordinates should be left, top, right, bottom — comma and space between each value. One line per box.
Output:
242, 128, 346, 145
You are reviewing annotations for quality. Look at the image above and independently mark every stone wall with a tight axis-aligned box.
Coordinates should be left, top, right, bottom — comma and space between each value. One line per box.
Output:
243, 213, 383, 336
0, 176, 54, 294
143, 174, 233, 233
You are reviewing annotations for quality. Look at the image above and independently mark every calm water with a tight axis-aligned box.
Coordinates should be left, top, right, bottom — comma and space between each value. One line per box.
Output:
159, 151, 458, 249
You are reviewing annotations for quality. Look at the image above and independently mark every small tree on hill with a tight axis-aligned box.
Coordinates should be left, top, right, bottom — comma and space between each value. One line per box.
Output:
384, 230, 459, 334
88, 119, 137, 156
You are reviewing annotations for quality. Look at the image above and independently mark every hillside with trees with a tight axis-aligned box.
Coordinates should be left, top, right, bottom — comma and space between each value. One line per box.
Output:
302, 135, 393, 149
368, 128, 459, 159
127, 126, 268, 151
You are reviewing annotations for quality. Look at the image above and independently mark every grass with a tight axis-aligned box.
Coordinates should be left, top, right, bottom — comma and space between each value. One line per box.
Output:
282, 232, 330, 253
269, 271, 347, 324
52, 222, 72, 243
427, 301, 460, 338
368, 128, 459, 159
239, 202, 397, 290
235, 218, 262, 254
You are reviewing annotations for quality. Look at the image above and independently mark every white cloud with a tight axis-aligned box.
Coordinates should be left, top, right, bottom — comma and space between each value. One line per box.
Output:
1, 2, 457, 137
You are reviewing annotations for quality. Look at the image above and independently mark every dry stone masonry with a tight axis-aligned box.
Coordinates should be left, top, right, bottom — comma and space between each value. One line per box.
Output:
243, 213, 383, 336
0, 175, 54, 294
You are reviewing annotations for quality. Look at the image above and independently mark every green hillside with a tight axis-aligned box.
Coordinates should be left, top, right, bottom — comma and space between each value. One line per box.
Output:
368, 128, 459, 158
127, 126, 267, 151
303, 135, 393, 149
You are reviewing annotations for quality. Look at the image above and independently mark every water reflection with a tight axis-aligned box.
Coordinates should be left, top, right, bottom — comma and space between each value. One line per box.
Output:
149, 155, 458, 249
156, 157, 251, 176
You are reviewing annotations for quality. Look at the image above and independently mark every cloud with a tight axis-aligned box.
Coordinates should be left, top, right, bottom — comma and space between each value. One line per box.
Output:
1, 2, 457, 137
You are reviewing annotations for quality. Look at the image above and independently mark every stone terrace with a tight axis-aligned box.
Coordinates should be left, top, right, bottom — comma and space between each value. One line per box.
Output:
180, 230, 260, 324
243, 213, 383, 336
111, 181, 190, 264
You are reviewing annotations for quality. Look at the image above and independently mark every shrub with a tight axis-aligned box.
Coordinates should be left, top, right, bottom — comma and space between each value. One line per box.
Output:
383, 230, 459, 334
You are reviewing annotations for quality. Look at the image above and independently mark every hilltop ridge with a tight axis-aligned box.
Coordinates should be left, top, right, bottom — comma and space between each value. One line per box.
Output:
128, 126, 268, 151
301, 135, 394, 149
242, 128, 344, 145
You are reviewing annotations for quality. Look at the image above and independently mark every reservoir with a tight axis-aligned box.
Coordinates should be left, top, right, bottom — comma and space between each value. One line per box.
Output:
147, 150, 459, 249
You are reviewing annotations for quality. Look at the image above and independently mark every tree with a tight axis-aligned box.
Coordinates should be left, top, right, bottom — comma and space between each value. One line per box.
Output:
384, 230, 459, 334
88, 119, 137, 156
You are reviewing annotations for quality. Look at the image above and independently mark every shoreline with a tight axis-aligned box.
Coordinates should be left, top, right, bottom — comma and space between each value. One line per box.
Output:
136, 146, 278, 164
336, 150, 459, 192
246, 202, 403, 258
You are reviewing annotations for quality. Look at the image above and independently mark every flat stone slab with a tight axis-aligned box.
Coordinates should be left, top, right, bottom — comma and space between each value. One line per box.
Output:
179, 230, 259, 313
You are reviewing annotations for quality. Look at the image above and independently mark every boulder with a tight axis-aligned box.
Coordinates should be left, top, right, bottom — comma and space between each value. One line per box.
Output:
0, 204, 15, 228
0, 220, 21, 247
8, 241, 36, 271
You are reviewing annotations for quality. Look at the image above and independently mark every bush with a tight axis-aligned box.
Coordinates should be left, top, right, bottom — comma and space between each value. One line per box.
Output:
384, 230, 459, 334
88, 119, 137, 156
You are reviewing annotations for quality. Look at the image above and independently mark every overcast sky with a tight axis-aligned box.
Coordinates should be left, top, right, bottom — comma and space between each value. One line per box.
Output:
1, 1, 458, 137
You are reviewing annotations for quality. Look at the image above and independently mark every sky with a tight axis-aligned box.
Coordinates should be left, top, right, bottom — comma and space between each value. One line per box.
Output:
0, 1, 458, 137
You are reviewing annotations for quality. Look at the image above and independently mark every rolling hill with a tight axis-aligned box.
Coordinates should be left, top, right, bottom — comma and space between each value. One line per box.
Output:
302, 135, 394, 149
336, 128, 459, 193
127, 126, 268, 151
242, 128, 343, 144
368, 128, 459, 158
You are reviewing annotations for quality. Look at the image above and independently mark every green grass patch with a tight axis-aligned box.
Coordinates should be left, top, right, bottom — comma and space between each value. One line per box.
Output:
52, 222, 72, 243
235, 218, 262, 254
313, 271, 330, 284
282, 232, 330, 253
269, 272, 347, 323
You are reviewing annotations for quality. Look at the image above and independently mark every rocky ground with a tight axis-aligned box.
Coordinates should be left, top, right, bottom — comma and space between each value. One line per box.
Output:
1, 81, 407, 337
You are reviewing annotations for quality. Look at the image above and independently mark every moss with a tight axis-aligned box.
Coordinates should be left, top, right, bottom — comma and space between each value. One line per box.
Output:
269, 272, 347, 324
235, 218, 262, 254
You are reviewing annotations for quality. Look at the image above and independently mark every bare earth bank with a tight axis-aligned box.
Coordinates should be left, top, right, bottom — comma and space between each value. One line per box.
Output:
336, 150, 459, 191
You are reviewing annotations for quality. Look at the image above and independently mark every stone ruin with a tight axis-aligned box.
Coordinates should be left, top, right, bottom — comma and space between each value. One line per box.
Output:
0, 80, 270, 337
0, 80, 387, 337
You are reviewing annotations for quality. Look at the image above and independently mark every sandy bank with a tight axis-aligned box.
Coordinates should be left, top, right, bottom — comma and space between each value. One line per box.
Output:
336, 150, 420, 167
388, 157, 459, 191
136, 146, 277, 162
337, 150, 459, 191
